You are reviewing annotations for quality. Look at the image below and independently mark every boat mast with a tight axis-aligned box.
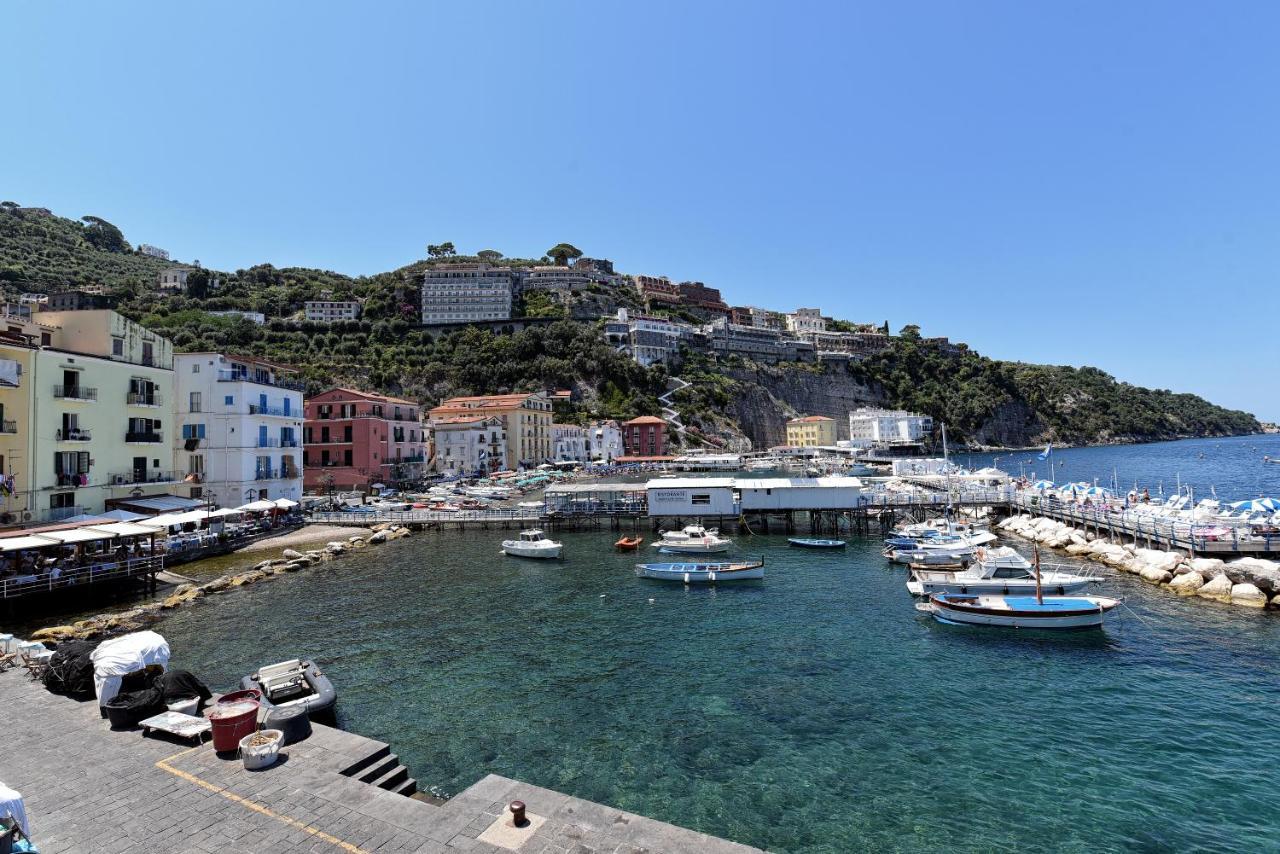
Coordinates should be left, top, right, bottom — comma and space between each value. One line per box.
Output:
942, 423, 953, 532
1033, 543, 1044, 606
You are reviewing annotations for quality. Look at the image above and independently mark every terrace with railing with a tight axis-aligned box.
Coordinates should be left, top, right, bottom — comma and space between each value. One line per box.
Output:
55, 428, 92, 442
109, 470, 179, 486
126, 392, 164, 407
217, 369, 306, 392
53, 384, 97, 401
125, 431, 164, 444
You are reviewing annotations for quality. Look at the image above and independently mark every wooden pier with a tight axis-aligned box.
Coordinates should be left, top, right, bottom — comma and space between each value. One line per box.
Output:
1009, 492, 1280, 556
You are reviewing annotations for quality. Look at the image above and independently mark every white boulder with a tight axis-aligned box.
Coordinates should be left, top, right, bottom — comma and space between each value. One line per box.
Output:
1168, 571, 1205, 595
1196, 574, 1233, 603
1230, 583, 1268, 608
1139, 567, 1173, 585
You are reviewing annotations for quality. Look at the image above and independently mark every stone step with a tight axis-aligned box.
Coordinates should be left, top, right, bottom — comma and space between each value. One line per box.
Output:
338, 743, 391, 777
390, 777, 418, 798
368, 762, 410, 792
357, 753, 401, 784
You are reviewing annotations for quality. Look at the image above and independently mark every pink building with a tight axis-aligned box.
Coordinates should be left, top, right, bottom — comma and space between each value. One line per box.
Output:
303, 388, 426, 491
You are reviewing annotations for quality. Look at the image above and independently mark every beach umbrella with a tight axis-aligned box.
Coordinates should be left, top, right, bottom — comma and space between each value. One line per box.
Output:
1032, 480, 1055, 490
1230, 498, 1280, 513
1082, 486, 1110, 497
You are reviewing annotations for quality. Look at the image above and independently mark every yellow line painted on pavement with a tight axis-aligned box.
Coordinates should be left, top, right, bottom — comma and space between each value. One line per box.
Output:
156, 747, 370, 854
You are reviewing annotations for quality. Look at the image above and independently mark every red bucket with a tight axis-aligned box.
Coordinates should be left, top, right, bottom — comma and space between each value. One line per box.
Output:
216, 688, 262, 706
209, 700, 260, 752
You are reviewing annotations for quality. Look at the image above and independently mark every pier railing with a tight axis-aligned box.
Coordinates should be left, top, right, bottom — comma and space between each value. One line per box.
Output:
310, 508, 545, 525
1011, 492, 1280, 555
0, 555, 161, 600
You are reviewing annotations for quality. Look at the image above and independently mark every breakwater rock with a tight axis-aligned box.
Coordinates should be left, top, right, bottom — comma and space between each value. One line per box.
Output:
28, 524, 414, 644
997, 514, 1280, 611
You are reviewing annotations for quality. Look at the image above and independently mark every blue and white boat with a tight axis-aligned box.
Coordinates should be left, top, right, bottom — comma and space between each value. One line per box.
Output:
787, 538, 846, 549
634, 559, 764, 583
918, 593, 1120, 630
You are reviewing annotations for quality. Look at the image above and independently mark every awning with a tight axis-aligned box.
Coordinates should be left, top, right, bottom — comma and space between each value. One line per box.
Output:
236, 500, 278, 512
109, 495, 205, 514
273, 498, 299, 508
96, 509, 149, 522
89, 522, 165, 537
37, 528, 121, 545
209, 507, 244, 518
0, 535, 60, 552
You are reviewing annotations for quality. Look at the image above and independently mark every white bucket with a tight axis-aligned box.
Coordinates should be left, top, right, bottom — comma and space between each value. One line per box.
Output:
167, 697, 200, 716
239, 729, 283, 770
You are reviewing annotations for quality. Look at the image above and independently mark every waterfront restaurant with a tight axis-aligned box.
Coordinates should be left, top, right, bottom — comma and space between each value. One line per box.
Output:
543, 482, 647, 516
736, 477, 863, 511
0, 521, 161, 600
645, 477, 738, 517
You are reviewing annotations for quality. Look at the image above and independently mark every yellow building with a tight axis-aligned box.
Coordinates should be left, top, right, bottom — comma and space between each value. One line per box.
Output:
0, 310, 176, 525
785, 415, 836, 447
427, 392, 552, 468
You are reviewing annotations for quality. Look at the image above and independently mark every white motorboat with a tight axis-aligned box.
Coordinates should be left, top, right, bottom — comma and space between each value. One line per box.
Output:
906, 547, 1096, 596
882, 531, 996, 564
501, 529, 563, 559
652, 524, 733, 554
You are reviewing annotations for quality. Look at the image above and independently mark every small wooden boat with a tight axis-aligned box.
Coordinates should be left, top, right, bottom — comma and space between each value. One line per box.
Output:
635, 559, 764, 583
615, 536, 644, 551
240, 658, 336, 720
787, 538, 846, 549
918, 593, 1120, 630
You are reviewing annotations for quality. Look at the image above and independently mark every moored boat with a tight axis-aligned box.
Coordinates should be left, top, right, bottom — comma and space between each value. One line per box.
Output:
906, 547, 1096, 596
501, 529, 563, 559
240, 658, 336, 720
615, 536, 644, 551
635, 559, 764, 583
919, 593, 1120, 630
653, 524, 733, 554
787, 538, 846, 549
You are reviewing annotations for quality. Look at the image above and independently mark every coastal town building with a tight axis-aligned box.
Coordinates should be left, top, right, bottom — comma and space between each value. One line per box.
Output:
420, 264, 515, 325
303, 389, 426, 491
677, 281, 730, 317
156, 268, 189, 293
605, 309, 694, 366
631, 275, 681, 308
304, 300, 361, 323
43, 291, 113, 312
785, 308, 827, 335
785, 415, 836, 447
430, 415, 504, 476
703, 318, 815, 364
847, 407, 934, 450
19, 293, 47, 306
587, 420, 624, 463
138, 244, 170, 260
428, 391, 552, 469
746, 307, 785, 330
208, 310, 266, 325
172, 353, 304, 508
551, 423, 588, 462
2, 303, 33, 320
523, 266, 591, 292
572, 257, 618, 282
622, 415, 667, 458
802, 329, 892, 357
0, 310, 176, 524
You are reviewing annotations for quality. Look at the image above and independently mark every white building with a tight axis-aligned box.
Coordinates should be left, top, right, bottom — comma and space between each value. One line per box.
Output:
157, 268, 189, 293
847, 407, 933, 449
420, 265, 515, 325
304, 301, 361, 323
604, 309, 694, 366
587, 420, 624, 463
208, 310, 266, 325
551, 423, 588, 462
736, 477, 862, 510
19, 293, 48, 306
523, 266, 591, 292
172, 353, 305, 508
785, 308, 827, 334
431, 415, 505, 476
138, 244, 170, 260
645, 477, 738, 517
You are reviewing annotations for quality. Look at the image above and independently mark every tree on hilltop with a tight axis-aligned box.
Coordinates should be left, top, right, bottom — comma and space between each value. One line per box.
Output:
477, 249, 503, 262
81, 215, 129, 253
427, 242, 456, 258
546, 243, 583, 267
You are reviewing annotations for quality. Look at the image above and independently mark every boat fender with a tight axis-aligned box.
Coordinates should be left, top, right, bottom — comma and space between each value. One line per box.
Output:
708, 571, 716, 582
683, 572, 690, 584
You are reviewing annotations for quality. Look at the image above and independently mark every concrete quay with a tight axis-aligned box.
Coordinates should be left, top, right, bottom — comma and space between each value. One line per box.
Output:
0, 669, 762, 854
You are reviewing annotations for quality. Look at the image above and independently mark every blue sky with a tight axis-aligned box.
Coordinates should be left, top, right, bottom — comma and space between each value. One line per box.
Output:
3, 2, 1277, 420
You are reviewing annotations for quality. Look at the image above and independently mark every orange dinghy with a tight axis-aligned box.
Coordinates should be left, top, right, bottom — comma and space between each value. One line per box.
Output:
615, 536, 644, 551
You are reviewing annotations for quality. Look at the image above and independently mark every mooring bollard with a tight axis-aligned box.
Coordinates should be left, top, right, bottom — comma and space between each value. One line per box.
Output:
509, 800, 527, 827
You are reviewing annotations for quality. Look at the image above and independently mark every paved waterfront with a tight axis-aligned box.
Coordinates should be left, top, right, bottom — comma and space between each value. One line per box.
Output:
0, 669, 761, 853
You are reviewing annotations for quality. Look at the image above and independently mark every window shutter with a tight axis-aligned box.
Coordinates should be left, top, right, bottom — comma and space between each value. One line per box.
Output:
78, 451, 90, 473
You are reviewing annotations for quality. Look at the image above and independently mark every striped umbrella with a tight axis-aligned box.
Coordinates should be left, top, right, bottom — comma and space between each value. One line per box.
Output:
1230, 498, 1280, 513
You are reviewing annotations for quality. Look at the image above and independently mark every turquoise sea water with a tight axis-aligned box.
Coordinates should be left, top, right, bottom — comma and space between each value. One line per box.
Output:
144, 436, 1280, 852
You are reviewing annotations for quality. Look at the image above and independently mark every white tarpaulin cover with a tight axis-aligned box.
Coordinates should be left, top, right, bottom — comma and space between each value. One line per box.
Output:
236, 500, 278, 512
90, 630, 170, 707
0, 782, 29, 836
273, 498, 299, 508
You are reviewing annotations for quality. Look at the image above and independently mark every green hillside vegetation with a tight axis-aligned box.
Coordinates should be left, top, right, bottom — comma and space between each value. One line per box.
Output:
0, 203, 1259, 446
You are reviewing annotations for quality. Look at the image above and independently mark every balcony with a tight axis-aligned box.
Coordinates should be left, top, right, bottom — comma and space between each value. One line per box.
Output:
256, 437, 280, 448
0, 420, 16, 434
54, 385, 97, 401
248, 404, 293, 417
255, 468, 280, 480
217, 369, 306, 392
281, 438, 299, 447
45, 505, 87, 522
125, 431, 164, 444
56, 428, 92, 442
109, 470, 178, 486
54, 474, 87, 488
127, 392, 163, 407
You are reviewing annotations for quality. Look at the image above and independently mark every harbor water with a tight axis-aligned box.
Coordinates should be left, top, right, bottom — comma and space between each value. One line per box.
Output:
148, 438, 1280, 853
